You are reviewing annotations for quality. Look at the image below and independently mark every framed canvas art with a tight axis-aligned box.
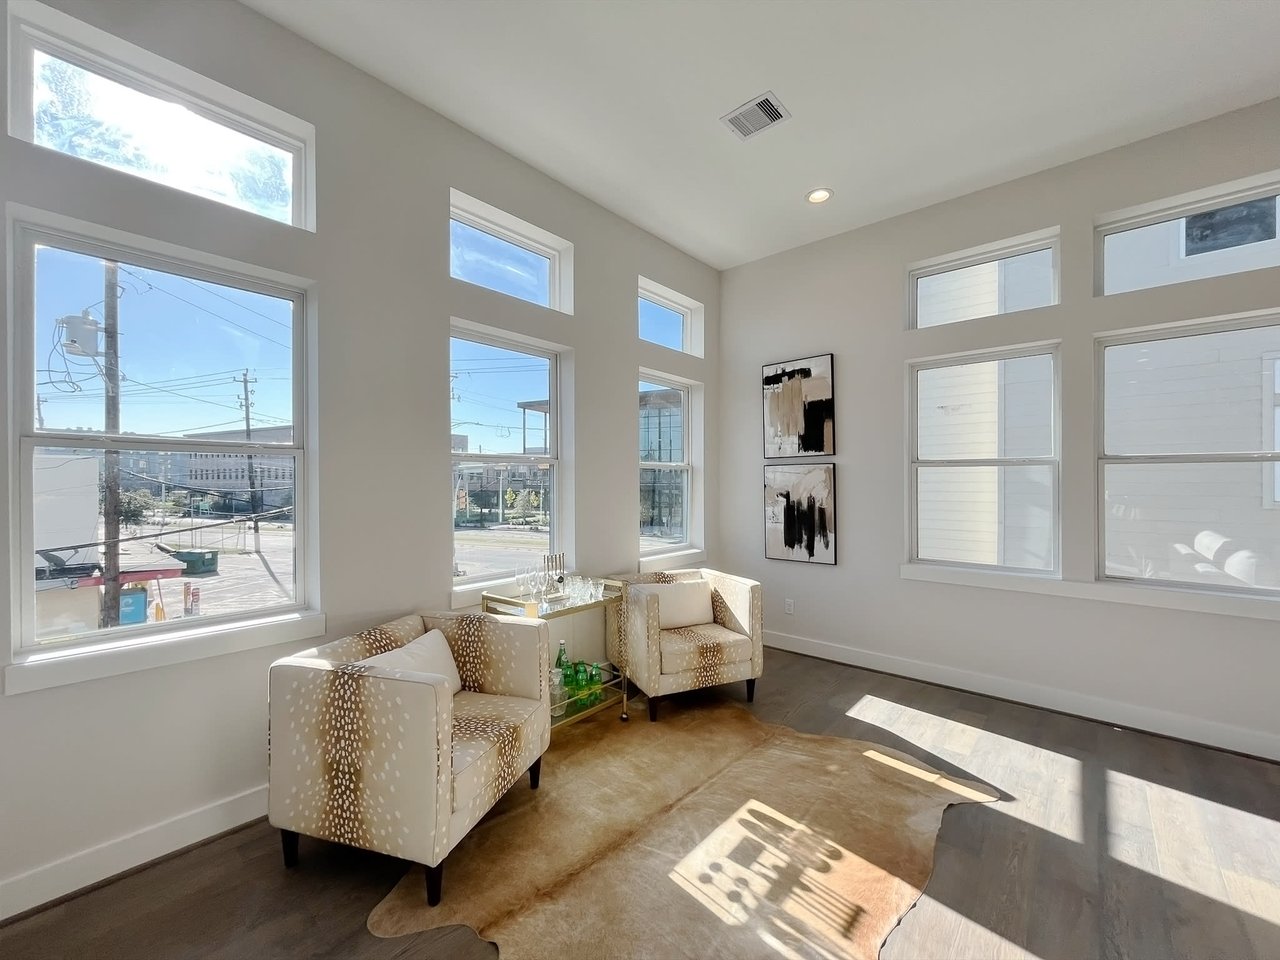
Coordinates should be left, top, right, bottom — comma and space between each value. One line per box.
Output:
762, 353, 834, 458
764, 463, 836, 564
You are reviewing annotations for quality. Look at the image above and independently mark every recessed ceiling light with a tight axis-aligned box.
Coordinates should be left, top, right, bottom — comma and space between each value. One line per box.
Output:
806, 187, 834, 204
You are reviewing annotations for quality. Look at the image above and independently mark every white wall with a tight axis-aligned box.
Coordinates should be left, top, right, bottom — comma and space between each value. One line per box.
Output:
717, 96, 1280, 762
0, 0, 718, 918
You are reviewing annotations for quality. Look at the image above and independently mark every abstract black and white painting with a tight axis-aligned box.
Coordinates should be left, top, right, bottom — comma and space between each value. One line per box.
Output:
764, 463, 836, 565
762, 354, 834, 458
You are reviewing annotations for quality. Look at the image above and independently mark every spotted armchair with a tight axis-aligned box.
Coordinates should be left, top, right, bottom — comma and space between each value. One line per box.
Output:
606, 568, 763, 721
267, 611, 551, 905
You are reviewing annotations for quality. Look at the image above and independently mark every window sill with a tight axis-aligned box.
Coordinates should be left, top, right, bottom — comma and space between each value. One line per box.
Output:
899, 563, 1280, 622
451, 577, 516, 612
3, 610, 326, 695
639, 547, 705, 573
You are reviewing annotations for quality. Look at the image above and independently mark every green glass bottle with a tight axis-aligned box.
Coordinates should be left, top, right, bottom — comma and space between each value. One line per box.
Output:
589, 662, 603, 705
575, 661, 589, 702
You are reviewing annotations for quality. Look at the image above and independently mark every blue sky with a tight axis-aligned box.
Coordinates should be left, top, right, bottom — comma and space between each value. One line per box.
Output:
35, 245, 294, 439
450, 337, 550, 455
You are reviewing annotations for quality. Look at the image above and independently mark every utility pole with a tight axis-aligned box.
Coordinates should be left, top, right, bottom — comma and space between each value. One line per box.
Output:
240, 369, 261, 553
35, 394, 45, 429
101, 262, 121, 629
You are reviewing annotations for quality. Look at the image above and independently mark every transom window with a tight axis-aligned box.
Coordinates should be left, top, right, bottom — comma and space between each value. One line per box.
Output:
638, 276, 703, 355
449, 189, 574, 313
1100, 319, 1280, 595
910, 350, 1058, 573
1099, 176, 1280, 295
18, 221, 304, 649
450, 333, 558, 583
910, 231, 1058, 329
8, 0, 314, 227
639, 378, 690, 553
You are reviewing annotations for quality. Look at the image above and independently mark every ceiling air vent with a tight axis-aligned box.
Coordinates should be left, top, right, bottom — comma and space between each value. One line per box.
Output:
720, 91, 791, 141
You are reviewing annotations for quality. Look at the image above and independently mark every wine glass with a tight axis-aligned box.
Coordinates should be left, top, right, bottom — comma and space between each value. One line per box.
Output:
515, 566, 530, 598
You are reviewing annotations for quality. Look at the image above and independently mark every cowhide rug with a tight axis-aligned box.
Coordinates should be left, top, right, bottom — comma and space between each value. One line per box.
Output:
367, 695, 997, 959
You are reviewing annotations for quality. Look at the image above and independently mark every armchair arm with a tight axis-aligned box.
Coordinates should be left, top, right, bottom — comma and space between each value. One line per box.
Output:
700, 570, 763, 666
421, 611, 551, 704
626, 586, 663, 690
268, 656, 453, 865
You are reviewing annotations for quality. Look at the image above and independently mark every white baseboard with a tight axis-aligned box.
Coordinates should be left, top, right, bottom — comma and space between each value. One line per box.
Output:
765, 629, 1280, 763
0, 784, 266, 921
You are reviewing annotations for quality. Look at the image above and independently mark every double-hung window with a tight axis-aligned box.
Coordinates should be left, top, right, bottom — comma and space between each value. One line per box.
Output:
639, 378, 690, 553
450, 334, 558, 582
17, 221, 306, 650
910, 349, 1058, 573
1100, 318, 1280, 595
7, 0, 315, 227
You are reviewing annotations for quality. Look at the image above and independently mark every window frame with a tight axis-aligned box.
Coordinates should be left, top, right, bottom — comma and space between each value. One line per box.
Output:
638, 374, 692, 557
9, 210, 314, 665
1095, 313, 1280, 595
907, 228, 1060, 331
637, 276, 704, 356
1094, 169, 1280, 296
449, 328, 560, 588
907, 342, 1062, 576
7, 0, 316, 230
449, 188, 574, 314
1266, 351, 1280, 510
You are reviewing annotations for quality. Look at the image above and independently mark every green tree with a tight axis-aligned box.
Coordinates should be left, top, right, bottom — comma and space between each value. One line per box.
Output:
230, 148, 291, 220
34, 57, 148, 169
511, 489, 533, 520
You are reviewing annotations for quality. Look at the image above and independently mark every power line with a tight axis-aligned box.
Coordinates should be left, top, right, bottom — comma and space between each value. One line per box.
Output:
118, 266, 292, 350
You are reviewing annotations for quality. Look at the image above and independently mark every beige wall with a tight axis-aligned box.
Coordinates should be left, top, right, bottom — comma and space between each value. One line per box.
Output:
0, 0, 718, 917
717, 97, 1280, 761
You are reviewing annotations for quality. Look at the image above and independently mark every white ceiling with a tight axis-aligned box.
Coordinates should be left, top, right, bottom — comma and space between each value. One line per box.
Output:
242, 0, 1280, 270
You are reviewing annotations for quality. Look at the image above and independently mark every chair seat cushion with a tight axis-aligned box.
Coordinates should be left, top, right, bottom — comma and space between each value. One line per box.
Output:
659, 623, 753, 675
451, 691, 540, 811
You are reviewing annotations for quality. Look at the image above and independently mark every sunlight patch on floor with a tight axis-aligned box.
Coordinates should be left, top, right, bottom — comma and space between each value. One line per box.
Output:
670, 799, 863, 958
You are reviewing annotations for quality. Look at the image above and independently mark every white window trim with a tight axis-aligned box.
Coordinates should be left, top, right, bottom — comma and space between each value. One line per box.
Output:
449, 188, 574, 314
6, 0, 317, 230
1266, 351, 1280, 509
638, 276, 705, 357
907, 227, 1060, 330
638, 372, 693, 558
1094, 168, 1280, 296
1095, 311, 1280, 597
4, 204, 322, 691
449, 325, 561, 594
906, 342, 1062, 577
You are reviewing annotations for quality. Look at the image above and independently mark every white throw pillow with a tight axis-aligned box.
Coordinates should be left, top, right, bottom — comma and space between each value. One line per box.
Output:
361, 628, 461, 694
646, 579, 714, 630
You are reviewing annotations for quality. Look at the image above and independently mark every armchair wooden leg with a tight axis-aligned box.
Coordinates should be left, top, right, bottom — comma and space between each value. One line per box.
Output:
529, 755, 542, 790
746, 678, 757, 703
648, 696, 659, 723
426, 861, 444, 906
280, 829, 299, 869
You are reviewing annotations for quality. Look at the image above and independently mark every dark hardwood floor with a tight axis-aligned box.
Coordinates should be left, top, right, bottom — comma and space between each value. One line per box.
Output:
3, 646, 1278, 959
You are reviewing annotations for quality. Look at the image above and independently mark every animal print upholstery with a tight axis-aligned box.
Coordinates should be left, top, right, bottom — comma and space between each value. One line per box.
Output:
608, 568, 763, 701
268, 612, 551, 869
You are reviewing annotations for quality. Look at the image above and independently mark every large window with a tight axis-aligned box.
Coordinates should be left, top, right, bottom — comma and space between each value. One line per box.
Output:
1100, 179, 1280, 295
911, 350, 1058, 572
7, 0, 314, 227
449, 189, 573, 312
1100, 320, 1280, 595
639, 378, 689, 553
910, 231, 1058, 329
18, 223, 304, 649
451, 334, 557, 583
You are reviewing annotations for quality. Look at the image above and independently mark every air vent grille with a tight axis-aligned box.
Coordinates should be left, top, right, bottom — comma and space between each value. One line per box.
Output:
721, 91, 791, 141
